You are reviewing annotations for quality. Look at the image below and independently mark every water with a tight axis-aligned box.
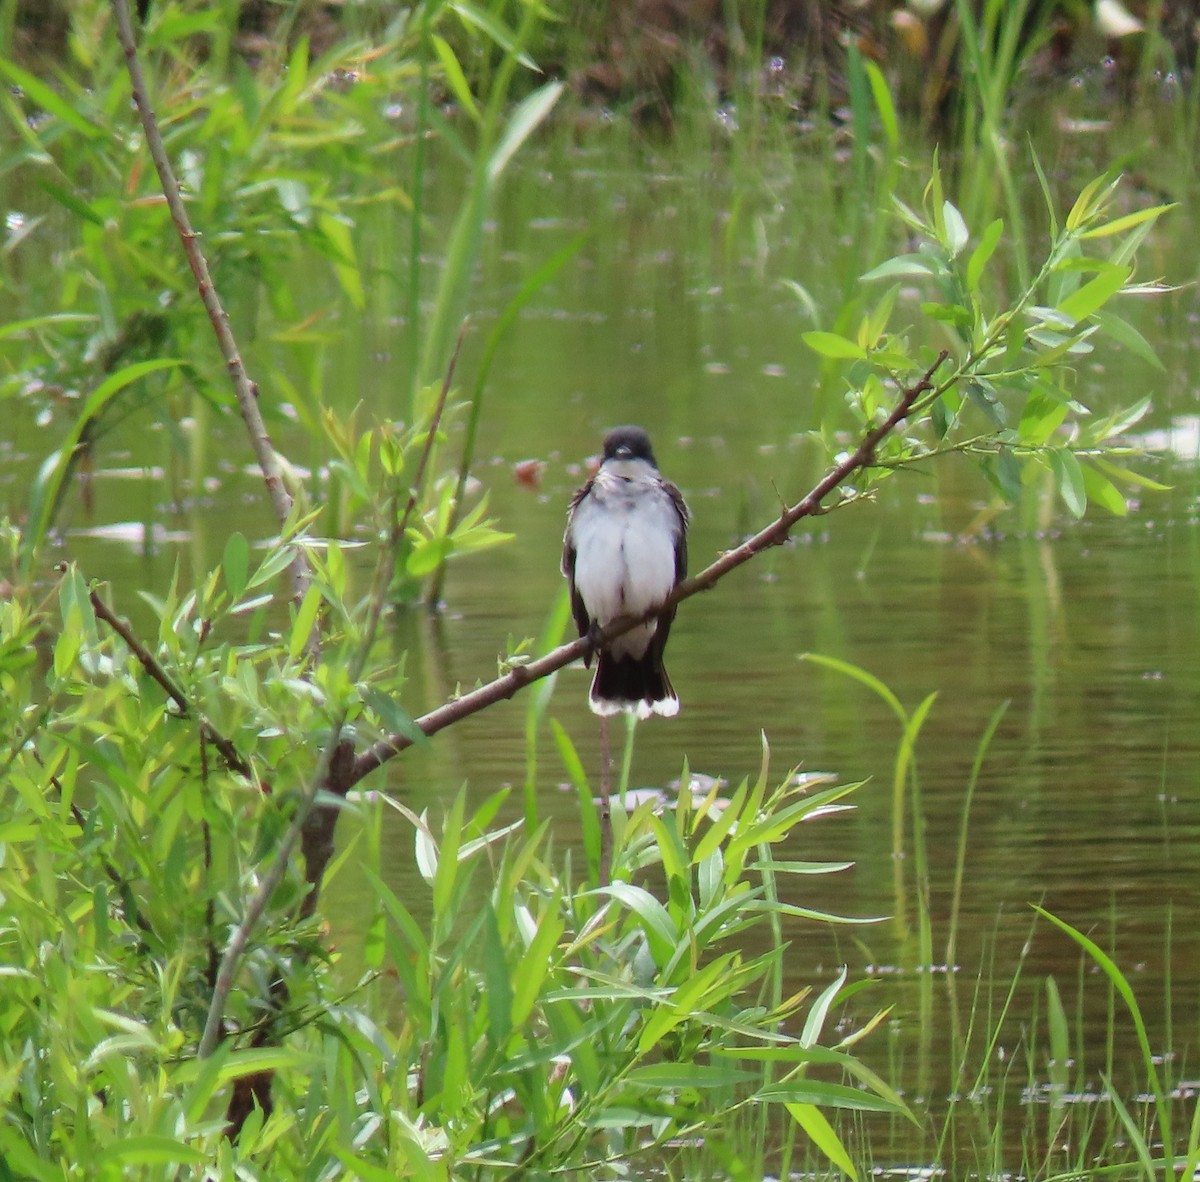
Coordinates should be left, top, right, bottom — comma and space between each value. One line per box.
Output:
5, 128, 1200, 1168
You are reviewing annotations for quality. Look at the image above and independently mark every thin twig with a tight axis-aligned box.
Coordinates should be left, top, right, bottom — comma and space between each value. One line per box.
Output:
350, 350, 950, 786
109, 0, 311, 621
89, 588, 254, 781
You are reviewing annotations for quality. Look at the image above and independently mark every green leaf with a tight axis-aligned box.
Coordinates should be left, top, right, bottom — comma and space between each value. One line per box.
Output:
451, 1, 538, 70
431, 34, 481, 123
1056, 264, 1131, 323
964, 378, 1005, 427
863, 59, 898, 151
786, 1103, 859, 1180
1090, 457, 1171, 492
1033, 906, 1163, 1107
22, 359, 181, 571
317, 212, 365, 311
1030, 147, 1059, 237
983, 449, 1025, 505
1048, 449, 1086, 518
801, 966, 848, 1049
1093, 309, 1164, 370
288, 583, 322, 659
38, 180, 104, 225
1078, 202, 1175, 239
756, 1081, 900, 1113
511, 895, 565, 1028
627, 1062, 759, 1089
966, 219, 1003, 291
1065, 172, 1113, 232
1081, 464, 1128, 516
95, 1137, 207, 1165
488, 80, 564, 182
223, 532, 250, 602
1018, 387, 1069, 446
942, 200, 969, 257
0, 60, 103, 139
859, 254, 936, 282
600, 881, 678, 965
405, 536, 449, 577
802, 331, 866, 360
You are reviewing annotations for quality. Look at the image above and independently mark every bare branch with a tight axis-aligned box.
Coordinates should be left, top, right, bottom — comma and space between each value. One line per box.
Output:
109, 0, 311, 617
350, 351, 949, 786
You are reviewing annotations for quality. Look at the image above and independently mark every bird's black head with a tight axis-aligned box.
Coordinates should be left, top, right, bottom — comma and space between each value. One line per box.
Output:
602, 425, 657, 467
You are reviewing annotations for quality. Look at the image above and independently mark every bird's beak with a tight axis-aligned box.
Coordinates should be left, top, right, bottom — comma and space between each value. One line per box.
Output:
615, 446, 632, 459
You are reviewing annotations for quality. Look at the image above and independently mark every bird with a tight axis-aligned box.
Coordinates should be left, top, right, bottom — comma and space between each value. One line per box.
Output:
562, 426, 690, 719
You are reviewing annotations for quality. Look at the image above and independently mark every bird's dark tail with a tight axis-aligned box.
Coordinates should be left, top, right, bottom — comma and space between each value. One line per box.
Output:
590, 650, 679, 719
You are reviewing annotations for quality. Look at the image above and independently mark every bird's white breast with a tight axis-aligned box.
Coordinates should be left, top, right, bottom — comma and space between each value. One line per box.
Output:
570, 467, 680, 659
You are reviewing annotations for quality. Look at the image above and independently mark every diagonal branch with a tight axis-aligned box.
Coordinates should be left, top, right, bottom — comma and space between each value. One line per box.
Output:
110, 0, 310, 616
89, 588, 255, 781
349, 350, 949, 786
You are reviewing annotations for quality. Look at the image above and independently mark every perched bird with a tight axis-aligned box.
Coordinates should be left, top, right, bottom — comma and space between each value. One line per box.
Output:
562, 426, 690, 718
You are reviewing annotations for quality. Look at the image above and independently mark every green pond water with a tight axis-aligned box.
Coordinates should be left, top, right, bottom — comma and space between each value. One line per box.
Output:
6, 121, 1200, 1168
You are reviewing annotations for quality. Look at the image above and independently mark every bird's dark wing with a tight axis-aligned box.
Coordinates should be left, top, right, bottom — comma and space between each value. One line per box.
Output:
666, 478, 689, 583
563, 480, 594, 650
650, 478, 690, 660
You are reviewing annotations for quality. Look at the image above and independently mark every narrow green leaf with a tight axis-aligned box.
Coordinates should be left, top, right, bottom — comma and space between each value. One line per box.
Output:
942, 200, 969, 257
95, 1137, 207, 1165
481, 904, 513, 1047
1090, 457, 1171, 492
1048, 449, 1087, 518
38, 180, 104, 225
863, 59, 898, 151
432, 790, 466, 916
288, 583, 322, 660
1029, 146, 1059, 237
488, 80, 563, 182
223, 532, 250, 602
800, 652, 906, 726
1081, 464, 1128, 516
756, 1081, 899, 1112
690, 779, 746, 866
511, 895, 564, 1028
451, 1, 538, 70
786, 1103, 859, 1180
601, 881, 678, 965
966, 219, 1003, 291
802, 331, 866, 360
1093, 309, 1164, 371
1065, 173, 1111, 232
22, 358, 181, 570
0, 60, 102, 139
627, 1062, 758, 1089
1056, 264, 1131, 323
859, 254, 936, 282
317, 212, 364, 311
801, 966, 848, 1049
1078, 203, 1174, 239
431, 34, 481, 123
1046, 976, 1069, 1102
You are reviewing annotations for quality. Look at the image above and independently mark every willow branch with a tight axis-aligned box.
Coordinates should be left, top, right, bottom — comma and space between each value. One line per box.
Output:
110, 0, 311, 618
200, 334, 466, 1062
350, 351, 949, 785
90, 587, 254, 781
